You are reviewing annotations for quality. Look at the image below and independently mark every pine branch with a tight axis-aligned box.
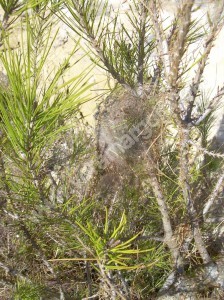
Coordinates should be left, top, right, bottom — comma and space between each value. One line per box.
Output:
185, 2, 224, 122
168, 0, 194, 88
148, 0, 170, 83
137, 1, 148, 86
178, 125, 211, 264
60, 0, 134, 92
146, 155, 183, 271
193, 85, 224, 126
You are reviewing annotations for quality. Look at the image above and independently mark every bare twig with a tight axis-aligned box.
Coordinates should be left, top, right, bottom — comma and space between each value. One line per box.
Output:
82, 293, 99, 300
205, 217, 224, 223
188, 139, 224, 158
203, 173, 224, 217
137, 235, 164, 242
85, 252, 93, 298
0, 261, 29, 282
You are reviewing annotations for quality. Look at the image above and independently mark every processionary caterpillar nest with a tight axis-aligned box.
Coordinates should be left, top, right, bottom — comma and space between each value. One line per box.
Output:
94, 87, 165, 199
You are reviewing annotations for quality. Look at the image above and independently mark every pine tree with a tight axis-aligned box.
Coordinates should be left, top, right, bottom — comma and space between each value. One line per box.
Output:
0, 0, 224, 299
